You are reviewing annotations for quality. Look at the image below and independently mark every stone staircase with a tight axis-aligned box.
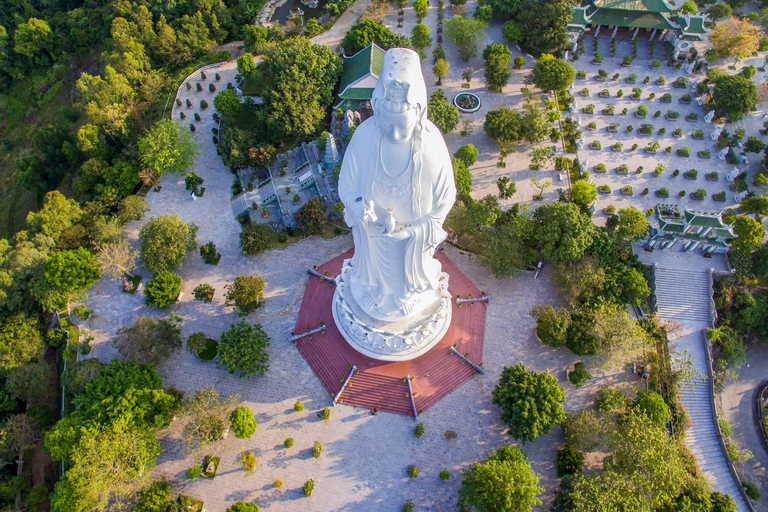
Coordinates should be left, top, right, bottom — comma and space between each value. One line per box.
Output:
653, 267, 712, 323
653, 266, 750, 512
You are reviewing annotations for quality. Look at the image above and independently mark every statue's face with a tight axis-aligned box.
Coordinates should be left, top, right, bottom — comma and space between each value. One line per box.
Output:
377, 106, 419, 145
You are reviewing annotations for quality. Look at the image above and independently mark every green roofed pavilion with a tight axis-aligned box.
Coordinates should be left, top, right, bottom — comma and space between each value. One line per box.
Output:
568, 0, 707, 42
334, 43, 386, 111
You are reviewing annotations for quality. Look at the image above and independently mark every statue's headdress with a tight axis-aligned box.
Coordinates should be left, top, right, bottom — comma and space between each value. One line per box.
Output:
371, 48, 429, 129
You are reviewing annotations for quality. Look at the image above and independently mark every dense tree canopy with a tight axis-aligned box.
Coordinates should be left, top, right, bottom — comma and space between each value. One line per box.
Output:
713, 74, 758, 119
138, 214, 198, 274
458, 445, 543, 512
483, 43, 512, 90
219, 321, 271, 378
428, 89, 460, 133
445, 16, 487, 61
263, 37, 342, 140
492, 363, 566, 442
341, 19, 411, 55
532, 202, 595, 263
138, 119, 199, 177
517, 0, 572, 52
531, 54, 575, 92
113, 315, 182, 365
710, 17, 761, 60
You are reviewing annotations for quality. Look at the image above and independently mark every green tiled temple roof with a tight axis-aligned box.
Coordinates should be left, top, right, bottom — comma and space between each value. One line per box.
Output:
337, 43, 384, 98
594, 0, 674, 13
339, 87, 374, 100
589, 9, 677, 29
684, 209, 727, 228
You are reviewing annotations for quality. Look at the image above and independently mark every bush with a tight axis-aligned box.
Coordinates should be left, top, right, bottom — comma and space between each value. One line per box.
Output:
196, 82, 203, 91
194, 113, 201, 122
407, 465, 419, 478
622, 56, 633, 65
186, 465, 202, 479
274, 479, 283, 488
633, 390, 670, 425
312, 441, 323, 459
303, 479, 315, 497
240, 451, 257, 472
414, 422, 424, 438
637, 105, 648, 116
692, 188, 707, 199
531, 305, 570, 346
193, 284, 215, 302
596, 386, 628, 412
321, 407, 331, 421
144, 271, 182, 309
240, 223, 276, 256
439, 470, 451, 480
605, 204, 616, 214
403, 499, 415, 512
209, 84, 215, 92
556, 444, 585, 476
445, 430, 458, 439
743, 480, 761, 501
295, 197, 326, 235
569, 362, 591, 387
294, 401, 304, 412
190, 124, 196, 132
678, 147, 690, 157
230, 406, 257, 438
284, 437, 294, 448
657, 187, 669, 197
200, 100, 208, 109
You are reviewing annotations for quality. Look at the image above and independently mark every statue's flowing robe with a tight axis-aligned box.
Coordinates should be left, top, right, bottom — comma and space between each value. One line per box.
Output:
339, 118, 456, 312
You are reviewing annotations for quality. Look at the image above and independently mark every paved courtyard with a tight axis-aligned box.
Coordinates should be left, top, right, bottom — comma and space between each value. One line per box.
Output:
79, 53, 645, 510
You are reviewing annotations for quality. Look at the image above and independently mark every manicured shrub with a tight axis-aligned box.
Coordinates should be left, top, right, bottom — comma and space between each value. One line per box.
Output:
313, 441, 323, 459
439, 470, 451, 480
569, 362, 591, 387
230, 406, 257, 438
294, 401, 305, 412
321, 407, 331, 421
209, 83, 216, 92
284, 438, 294, 448
303, 479, 315, 497
274, 479, 283, 488
596, 386, 628, 412
414, 422, 424, 439
144, 271, 182, 309
200, 100, 208, 109
407, 465, 419, 478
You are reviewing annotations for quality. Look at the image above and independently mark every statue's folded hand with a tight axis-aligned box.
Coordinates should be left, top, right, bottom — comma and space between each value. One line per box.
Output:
372, 227, 413, 241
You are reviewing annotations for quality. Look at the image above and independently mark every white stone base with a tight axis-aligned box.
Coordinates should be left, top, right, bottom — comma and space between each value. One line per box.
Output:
332, 260, 452, 361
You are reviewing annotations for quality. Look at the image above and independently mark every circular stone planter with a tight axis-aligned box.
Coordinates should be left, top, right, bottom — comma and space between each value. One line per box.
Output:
453, 93, 481, 113
196, 338, 219, 361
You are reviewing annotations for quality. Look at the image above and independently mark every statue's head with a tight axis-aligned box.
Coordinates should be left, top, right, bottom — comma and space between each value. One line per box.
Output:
371, 48, 428, 145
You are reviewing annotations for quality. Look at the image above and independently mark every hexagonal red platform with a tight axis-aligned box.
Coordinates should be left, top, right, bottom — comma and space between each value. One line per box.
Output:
292, 248, 487, 417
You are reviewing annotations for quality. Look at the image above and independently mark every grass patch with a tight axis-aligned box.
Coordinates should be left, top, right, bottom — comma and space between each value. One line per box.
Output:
233, 102, 263, 131
202, 456, 220, 479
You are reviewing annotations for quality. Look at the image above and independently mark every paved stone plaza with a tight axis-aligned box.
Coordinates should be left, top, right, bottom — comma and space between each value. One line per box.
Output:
81, 54, 638, 510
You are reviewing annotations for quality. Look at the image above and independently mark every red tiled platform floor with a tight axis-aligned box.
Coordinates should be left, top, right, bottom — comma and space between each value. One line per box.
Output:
293, 249, 487, 417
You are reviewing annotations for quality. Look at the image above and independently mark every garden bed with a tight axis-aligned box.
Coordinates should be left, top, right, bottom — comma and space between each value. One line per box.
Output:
196, 338, 219, 361
202, 456, 220, 479
453, 92, 481, 113
122, 274, 142, 294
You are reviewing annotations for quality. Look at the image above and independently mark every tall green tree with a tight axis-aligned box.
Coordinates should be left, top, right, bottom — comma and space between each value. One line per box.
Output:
264, 37, 342, 139
411, 24, 432, 50
531, 54, 575, 92
50, 417, 161, 512
138, 214, 198, 273
458, 445, 544, 512
732, 215, 765, 253
713, 74, 758, 119
225, 274, 266, 316
33, 247, 101, 310
484, 107, 523, 163
219, 321, 271, 378
428, 89, 460, 133
616, 207, 649, 242
517, 0, 572, 53
445, 16, 487, 61
14, 18, 54, 63
0, 315, 43, 372
482, 43, 512, 91
571, 180, 597, 206
138, 118, 199, 177
236, 52, 256, 76
533, 202, 595, 263
492, 363, 566, 442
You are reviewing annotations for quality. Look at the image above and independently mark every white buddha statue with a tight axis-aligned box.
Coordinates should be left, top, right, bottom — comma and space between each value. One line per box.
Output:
332, 48, 456, 361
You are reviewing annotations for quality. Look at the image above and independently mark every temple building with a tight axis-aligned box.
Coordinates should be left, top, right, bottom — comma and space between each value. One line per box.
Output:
646, 205, 734, 254
334, 43, 385, 112
568, 0, 707, 49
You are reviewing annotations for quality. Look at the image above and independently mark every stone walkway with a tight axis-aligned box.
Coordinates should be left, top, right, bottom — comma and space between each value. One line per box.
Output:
721, 343, 768, 512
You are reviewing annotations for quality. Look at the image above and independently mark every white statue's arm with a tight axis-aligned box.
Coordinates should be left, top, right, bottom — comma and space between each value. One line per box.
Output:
407, 161, 457, 246
338, 139, 372, 226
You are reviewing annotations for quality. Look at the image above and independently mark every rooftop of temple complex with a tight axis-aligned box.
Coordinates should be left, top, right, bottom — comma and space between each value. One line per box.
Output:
335, 43, 385, 111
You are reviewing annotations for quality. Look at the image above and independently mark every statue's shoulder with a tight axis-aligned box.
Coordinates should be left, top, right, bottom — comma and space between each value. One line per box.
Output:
421, 123, 452, 170
352, 119, 376, 141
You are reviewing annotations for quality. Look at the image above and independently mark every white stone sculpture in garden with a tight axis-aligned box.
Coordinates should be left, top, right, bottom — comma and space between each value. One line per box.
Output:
333, 48, 456, 361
